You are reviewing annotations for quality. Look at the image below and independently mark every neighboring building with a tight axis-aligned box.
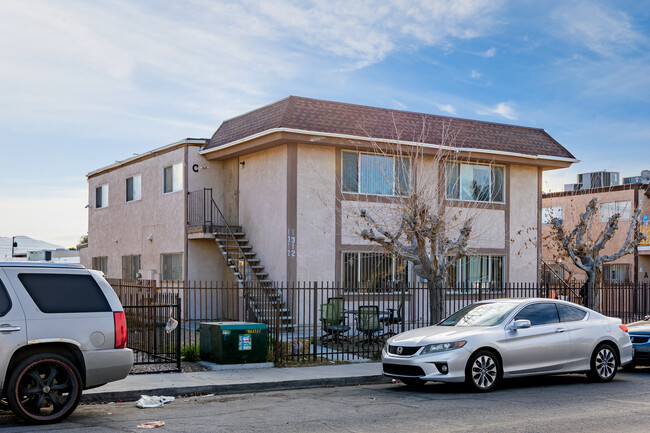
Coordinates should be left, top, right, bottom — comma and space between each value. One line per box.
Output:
27, 249, 80, 263
82, 96, 577, 287
564, 170, 620, 191
542, 182, 650, 285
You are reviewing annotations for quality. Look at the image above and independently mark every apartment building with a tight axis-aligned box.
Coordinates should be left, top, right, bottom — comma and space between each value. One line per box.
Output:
82, 96, 577, 287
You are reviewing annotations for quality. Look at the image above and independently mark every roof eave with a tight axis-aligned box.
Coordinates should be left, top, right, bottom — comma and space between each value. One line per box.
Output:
87, 138, 208, 178
200, 127, 579, 166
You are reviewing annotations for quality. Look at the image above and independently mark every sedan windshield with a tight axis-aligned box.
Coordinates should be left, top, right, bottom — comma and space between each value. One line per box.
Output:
439, 302, 518, 327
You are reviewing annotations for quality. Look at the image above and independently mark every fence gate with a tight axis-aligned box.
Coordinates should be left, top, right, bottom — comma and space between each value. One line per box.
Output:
123, 297, 182, 373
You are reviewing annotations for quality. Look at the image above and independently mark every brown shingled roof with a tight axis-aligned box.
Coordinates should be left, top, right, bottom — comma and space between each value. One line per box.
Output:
205, 96, 575, 160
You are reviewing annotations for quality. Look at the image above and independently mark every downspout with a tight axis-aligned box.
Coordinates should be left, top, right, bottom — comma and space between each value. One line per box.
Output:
634, 184, 639, 286
184, 144, 189, 285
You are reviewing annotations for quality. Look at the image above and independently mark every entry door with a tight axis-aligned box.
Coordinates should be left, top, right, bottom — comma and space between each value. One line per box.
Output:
503, 303, 570, 375
0, 270, 27, 387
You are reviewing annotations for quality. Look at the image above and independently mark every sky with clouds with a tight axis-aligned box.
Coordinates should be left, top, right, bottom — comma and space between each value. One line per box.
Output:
0, 0, 648, 247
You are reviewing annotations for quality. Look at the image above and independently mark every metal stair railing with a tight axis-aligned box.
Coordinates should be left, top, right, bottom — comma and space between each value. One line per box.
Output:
188, 188, 289, 327
201, 188, 259, 285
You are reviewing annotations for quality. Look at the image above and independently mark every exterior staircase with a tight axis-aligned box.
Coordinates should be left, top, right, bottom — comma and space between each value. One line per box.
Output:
188, 188, 294, 332
212, 225, 294, 332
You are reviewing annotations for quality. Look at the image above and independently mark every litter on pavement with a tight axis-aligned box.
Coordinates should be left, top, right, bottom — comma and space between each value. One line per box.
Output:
137, 421, 165, 428
136, 395, 175, 409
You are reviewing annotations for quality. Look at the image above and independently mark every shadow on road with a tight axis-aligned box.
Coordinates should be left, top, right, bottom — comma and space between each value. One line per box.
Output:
386, 367, 650, 395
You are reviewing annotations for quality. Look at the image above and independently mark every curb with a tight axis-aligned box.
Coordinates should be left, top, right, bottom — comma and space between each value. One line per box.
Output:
81, 375, 391, 403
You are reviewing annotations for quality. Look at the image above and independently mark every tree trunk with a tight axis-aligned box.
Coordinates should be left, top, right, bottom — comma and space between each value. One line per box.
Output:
428, 279, 445, 325
585, 268, 602, 312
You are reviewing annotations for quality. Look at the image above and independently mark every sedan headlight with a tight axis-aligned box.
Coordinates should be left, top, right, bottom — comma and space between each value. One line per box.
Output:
421, 340, 467, 354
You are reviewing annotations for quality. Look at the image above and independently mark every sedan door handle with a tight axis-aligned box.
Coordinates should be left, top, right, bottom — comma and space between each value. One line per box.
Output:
0, 325, 21, 333
555, 328, 566, 333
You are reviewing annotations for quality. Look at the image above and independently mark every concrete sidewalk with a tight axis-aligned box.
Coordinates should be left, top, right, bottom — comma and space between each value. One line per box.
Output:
82, 362, 389, 403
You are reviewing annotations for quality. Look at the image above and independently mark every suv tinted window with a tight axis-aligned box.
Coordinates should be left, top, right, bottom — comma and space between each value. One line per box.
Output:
558, 304, 587, 322
18, 273, 111, 313
0, 280, 11, 316
514, 303, 560, 326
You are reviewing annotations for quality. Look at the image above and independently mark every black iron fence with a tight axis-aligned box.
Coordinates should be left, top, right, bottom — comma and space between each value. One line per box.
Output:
107, 279, 650, 366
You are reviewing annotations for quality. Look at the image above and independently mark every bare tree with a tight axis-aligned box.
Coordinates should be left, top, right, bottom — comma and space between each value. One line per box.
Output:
550, 198, 646, 311
347, 120, 501, 324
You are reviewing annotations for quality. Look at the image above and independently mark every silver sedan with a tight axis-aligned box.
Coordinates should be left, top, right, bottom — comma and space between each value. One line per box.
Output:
382, 298, 633, 392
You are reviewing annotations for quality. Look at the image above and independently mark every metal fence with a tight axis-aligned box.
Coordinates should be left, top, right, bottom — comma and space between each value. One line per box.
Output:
107, 279, 650, 366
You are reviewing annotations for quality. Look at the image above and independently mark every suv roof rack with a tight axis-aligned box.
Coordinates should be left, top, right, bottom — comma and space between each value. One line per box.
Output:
0, 262, 85, 269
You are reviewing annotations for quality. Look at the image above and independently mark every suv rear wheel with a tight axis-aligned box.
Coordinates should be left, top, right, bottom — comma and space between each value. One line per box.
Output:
7, 353, 82, 424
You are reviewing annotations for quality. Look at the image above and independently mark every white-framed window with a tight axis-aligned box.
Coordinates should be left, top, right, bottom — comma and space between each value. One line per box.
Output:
342, 251, 410, 291
446, 162, 505, 203
542, 206, 564, 225
95, 184, 109, 208
163, 163, 183, 194
126, 174, 142, 202
161, 253, 183, 281
342, 151, 409, 196
447, 255, 505, 289
599, 201, 631, 221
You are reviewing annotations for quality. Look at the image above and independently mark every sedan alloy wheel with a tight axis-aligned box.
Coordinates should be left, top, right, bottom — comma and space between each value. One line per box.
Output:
467, 350, 500, 392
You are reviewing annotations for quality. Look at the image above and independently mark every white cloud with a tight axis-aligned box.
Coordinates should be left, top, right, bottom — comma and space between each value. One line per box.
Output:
436, 104, 457, 115
470, 70, 481, 78
479, 47, 496, 57
551, 2, 646, 57
228, 0, 505, 68
476, 102, 517, 120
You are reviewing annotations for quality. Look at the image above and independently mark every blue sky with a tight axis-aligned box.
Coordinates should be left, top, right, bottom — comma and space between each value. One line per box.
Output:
1, 0, 649, 247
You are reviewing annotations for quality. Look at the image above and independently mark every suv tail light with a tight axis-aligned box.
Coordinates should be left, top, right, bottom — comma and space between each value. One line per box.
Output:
619, 324, 629, 333
114, 311, 127, 349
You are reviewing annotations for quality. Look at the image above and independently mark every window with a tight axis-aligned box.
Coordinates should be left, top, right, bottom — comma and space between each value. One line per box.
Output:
92, 256, 108, 275
447, 255, 504, 289
163, 163, 183, 193
599, 201, 631, 221
342, 252, 409, 290
542, 206, 563, 225
342, 151, 409, 196
95, 184, 108, 208
161, 253, 183, 281
514, 303, 559, 326
122, 254, 141, 280
126, 174, 141, 202
0, 279, 11, 316
558, 304, 587, 322
17, 273, 111, 313
603, 263, 631, 283
446, 162, 505, 203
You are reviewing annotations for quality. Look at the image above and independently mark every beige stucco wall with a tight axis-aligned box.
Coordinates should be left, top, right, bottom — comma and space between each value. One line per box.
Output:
84, 145, 191, 280
509, 164, 539, 283
237, 145, 288, 281
187, 239, 233, 282
296, 144, 336, 281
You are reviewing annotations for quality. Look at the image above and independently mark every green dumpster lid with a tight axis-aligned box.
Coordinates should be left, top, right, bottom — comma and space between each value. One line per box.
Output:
200, 321, 268, 330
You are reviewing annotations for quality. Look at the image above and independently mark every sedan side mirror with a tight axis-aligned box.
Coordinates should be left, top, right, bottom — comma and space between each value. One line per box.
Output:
511, 319, 531, 330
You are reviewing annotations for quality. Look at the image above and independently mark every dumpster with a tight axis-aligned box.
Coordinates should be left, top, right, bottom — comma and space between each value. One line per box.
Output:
200, 322, 268, 364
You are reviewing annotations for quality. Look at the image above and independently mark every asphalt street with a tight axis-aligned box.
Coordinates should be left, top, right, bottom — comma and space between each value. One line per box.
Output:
2, 370, 650, 432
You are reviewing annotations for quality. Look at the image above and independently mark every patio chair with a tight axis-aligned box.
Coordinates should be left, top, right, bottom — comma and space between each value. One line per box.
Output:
357, 305, 382, 346
328, 296, 346, 324
379, 300, 403, 337
320, 303, 351, 347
